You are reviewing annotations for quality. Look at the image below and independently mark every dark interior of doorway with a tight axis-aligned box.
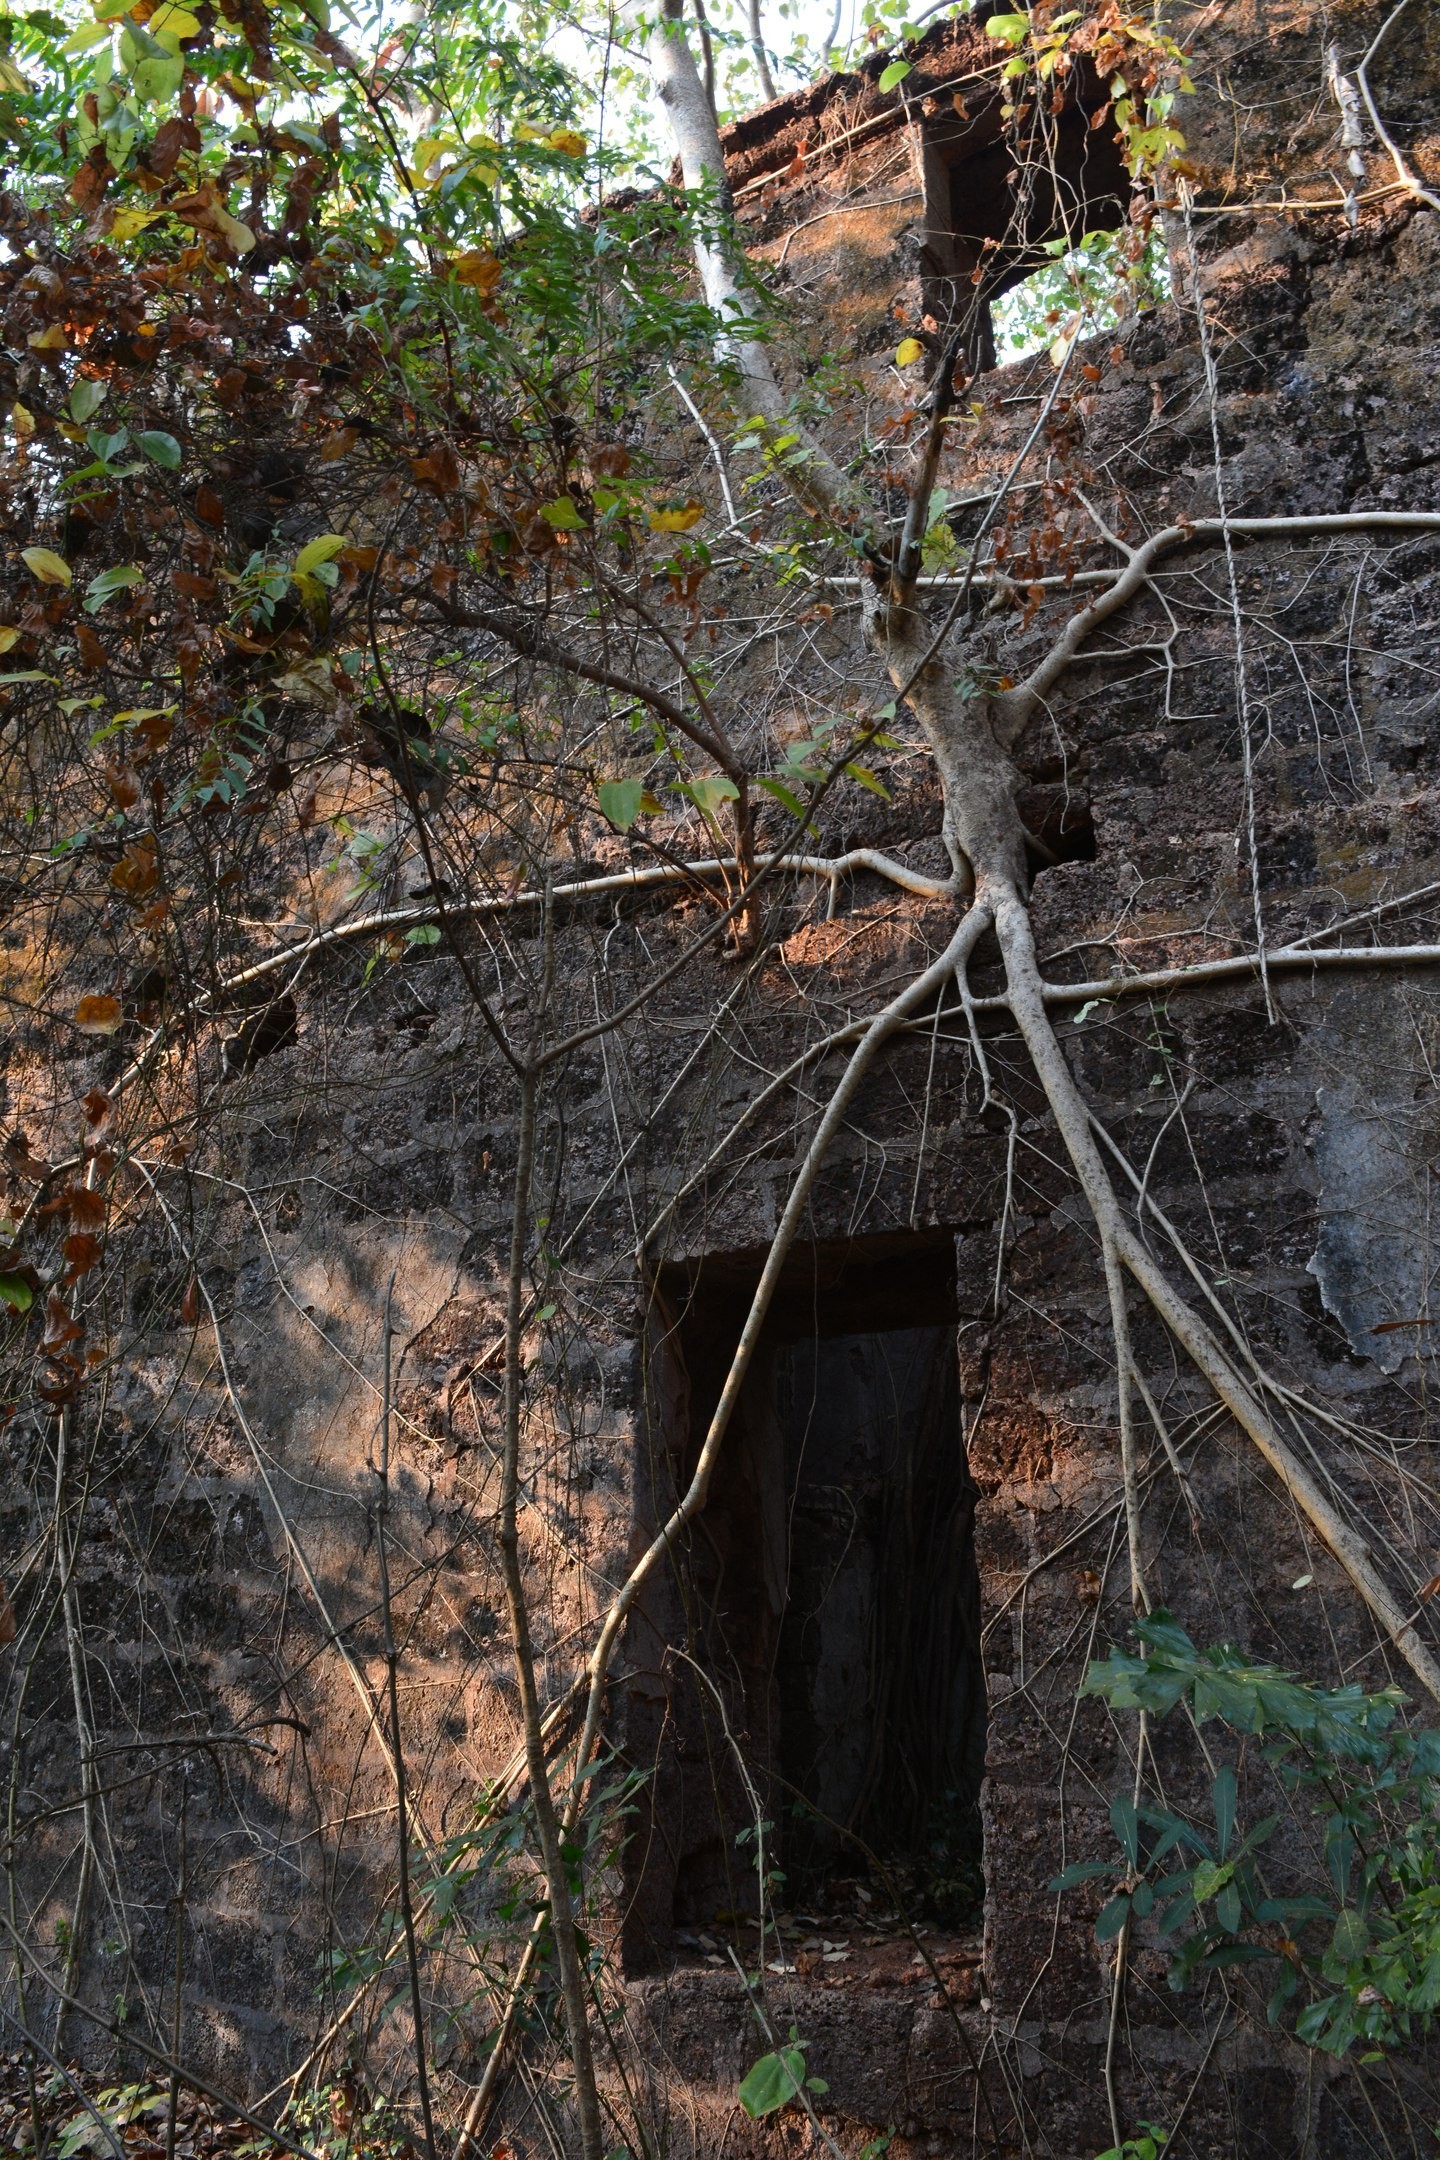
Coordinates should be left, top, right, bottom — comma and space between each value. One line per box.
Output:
645, 1233, 985, 1947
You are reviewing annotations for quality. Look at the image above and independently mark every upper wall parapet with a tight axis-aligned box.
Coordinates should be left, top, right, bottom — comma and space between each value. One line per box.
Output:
719, 12, 1129, 369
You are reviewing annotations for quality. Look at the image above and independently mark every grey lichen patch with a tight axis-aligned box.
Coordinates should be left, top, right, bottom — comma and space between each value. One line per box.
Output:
1306, 984, 1440, 1374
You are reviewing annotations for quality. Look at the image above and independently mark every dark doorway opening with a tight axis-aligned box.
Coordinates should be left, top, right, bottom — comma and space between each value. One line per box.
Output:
622, 1234, 985, 1969
775, 1324, 984, 1919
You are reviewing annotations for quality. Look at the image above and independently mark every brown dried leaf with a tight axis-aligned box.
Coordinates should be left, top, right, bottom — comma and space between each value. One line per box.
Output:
410, 444, 460, 493
148, 113, 201, 179
73, 992, 124, 1034
36, 1372, 84, 1407
0, 1582, 14, 1647
66, 1184, 107, 1228
62, 1231, 103, 1284
69, 147, 115, 210
106, 763, 141, 809
133, 711, 173, 760
41, 1293, 83, 1352
80, 1088, 112, 1133
3, 1129, 50, 1182
110, 837, 159, 898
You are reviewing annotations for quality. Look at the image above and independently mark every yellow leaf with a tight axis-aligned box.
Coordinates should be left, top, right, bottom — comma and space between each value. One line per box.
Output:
648, 500, 704, 533
0, 54, 32, 92
895, 337, 926, 366
412, 134, 454, 175
110, 204, 159, 240
0, 629, 19, 654
147, 2, 200, 37
10, 403, 35, 440
452, 249, 502, 292
73, 993, 123, 1035
27, 325, 68, 351
21, 547, 72, 587
513, 119, 545, 143
293, 532, 349, 576
212, 203, 256, 253
548, 127, 586, 156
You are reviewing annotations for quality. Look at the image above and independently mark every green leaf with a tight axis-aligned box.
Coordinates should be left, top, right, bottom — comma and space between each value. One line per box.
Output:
69, 378, 108, 423
1049, 1859, 1115, 1891
1095, 1892, 1131, 1943
136, 430, 181, 469
84, 564, 143, 612
844, 760, 891, 800
404, 924, 442, 948
539, 495, 587, 531
1191, 1858, 1233, 1905
878, 58, 911, 89
62, 19, 115, 52
597, 778, 645, 830
1110, 1793, 1140, 1869
683, 773, 740, 820
738, 2047, 806, 2118
1212, 1764, 1236, 1857
1330, 1908, 1369, 1961
88, 427, 130, 466
984, 12, 1030, 43
756, 773, 809, 822
0, 1273, 34, 1314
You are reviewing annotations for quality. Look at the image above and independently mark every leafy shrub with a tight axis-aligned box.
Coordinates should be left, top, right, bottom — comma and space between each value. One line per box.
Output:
1053, 1612, 1440, 2055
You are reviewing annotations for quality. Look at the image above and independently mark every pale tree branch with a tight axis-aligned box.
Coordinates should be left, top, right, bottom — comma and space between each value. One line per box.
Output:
747, 0, 778, 102
1356, 1, 1440, 216
649, 0, 883, 547
992, 512, 1440, 746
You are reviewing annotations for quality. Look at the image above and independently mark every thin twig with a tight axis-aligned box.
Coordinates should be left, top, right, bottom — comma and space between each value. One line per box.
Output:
376, 1273, 438, 2160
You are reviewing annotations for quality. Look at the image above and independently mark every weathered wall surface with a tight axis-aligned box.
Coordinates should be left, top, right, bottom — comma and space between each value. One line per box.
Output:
2, 3, 1439, 2155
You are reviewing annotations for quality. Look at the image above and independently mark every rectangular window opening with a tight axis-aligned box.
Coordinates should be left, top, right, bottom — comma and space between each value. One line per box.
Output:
626, 1235, 985, 1968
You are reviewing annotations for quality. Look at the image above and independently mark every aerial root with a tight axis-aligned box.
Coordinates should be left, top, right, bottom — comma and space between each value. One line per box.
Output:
991, 881, 1440, 1705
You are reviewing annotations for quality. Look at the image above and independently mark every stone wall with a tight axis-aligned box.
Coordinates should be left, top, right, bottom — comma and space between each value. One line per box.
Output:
2, 2, 1439, 2154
